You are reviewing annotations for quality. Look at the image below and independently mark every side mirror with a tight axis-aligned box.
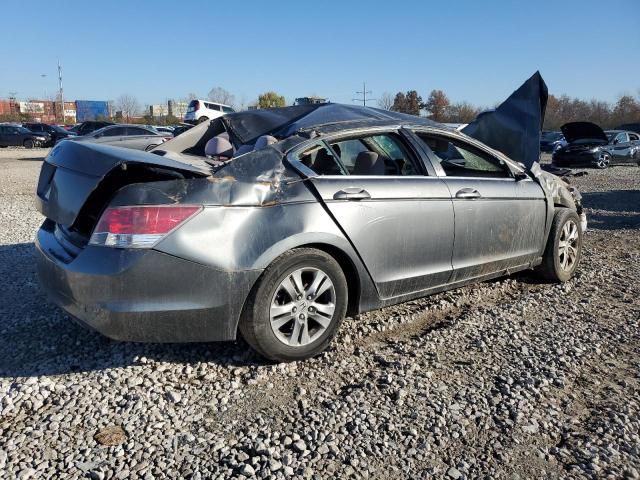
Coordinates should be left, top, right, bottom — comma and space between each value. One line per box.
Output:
514, 170, 528, 181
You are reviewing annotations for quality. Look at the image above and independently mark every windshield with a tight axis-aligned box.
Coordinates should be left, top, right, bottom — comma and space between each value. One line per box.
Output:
50, 125, 68, 133
606, 131, 618, 141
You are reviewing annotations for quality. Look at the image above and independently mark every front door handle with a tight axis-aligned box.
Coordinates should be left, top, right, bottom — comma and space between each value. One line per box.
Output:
455, 188, 481, 199
333, 187, 371, 201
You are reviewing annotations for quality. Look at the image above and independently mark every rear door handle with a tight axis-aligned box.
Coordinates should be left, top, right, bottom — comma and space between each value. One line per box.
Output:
455, 188, 481, 199
333, 187, 371, 200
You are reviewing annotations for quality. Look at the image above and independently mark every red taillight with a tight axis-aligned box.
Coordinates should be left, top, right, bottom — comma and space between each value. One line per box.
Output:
90, 205, 201, 248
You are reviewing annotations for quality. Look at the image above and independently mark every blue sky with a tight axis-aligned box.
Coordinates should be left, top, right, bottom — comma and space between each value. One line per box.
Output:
1, 0, 638, 108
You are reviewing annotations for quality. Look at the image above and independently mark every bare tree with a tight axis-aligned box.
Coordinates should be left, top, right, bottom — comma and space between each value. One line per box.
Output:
377, 92, 394, 110
115, 94, 140, 122
208, 87, 235, 106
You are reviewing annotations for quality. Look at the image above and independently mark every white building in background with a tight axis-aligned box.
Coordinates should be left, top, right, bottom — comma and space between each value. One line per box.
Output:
150, 104, 169, 118
168, 100, 188, 120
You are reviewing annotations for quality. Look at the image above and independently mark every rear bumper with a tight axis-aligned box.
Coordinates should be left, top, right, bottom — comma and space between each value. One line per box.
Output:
35, 222, 262, 342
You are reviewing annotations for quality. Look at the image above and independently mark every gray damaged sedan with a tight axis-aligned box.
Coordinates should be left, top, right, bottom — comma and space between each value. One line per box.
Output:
35, 73, 586, 361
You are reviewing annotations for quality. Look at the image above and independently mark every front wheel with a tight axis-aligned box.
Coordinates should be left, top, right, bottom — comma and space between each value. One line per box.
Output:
595, 152, 610, 169
23, 139, 34, 149
239, 248, 348, 362
537, 208, 583, 282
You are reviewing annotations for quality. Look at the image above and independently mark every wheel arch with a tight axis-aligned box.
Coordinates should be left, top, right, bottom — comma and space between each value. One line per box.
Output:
300, 242, 361, 316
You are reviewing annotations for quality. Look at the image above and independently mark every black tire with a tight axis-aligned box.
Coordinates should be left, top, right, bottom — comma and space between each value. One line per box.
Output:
239, 248, 348, 362
145, 144, 159, 151
197, 116, 209, 124
23, 139, 34, 149
537, 208, 583, 282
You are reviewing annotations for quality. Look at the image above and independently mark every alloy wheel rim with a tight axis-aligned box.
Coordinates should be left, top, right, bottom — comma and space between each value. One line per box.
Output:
597, 153, 610, 168
558, 219, 579, 272
270, 267, 336, 347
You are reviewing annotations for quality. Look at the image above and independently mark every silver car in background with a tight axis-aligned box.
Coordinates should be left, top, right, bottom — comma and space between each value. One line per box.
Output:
65, 124, 169, 151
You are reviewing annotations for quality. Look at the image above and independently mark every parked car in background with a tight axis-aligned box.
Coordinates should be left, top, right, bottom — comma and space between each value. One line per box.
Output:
0, 124, 49, 148
171, 123, 194, 137
65, 124, 171, 151
153, 126, 175, 135
68, 121, 115, 136
35, 95, 586, 361
552, 122, 640, 168
616, 123, 640, 134
23, 122, 77, 146
540, 131, 566, 153
184, 99, 234, 124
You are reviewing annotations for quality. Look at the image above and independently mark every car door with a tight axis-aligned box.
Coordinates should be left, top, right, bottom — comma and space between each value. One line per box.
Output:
291, 130, 455, 299
0, 126, 8, 146
124, 127, 157, 150
611, 132, 631, 162
8, 127, 22, 146
629, 133, 640, 162
95, 126, 126, 145
412, 130, 547, 284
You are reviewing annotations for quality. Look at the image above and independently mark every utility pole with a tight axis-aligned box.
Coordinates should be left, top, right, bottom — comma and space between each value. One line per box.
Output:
41, 74, 47, 99
352, 81, 375, 107
57, 61, 64, 122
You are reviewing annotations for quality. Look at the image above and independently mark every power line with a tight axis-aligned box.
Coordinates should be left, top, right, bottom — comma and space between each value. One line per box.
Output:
352, 81, 375, 107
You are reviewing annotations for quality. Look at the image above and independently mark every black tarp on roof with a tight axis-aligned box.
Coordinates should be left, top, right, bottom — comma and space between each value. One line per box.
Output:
462, 71, 548, 169
222, 103, 439, 144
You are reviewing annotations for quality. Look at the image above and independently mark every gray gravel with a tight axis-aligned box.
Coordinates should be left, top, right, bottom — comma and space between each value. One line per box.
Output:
1, 151, 639, 479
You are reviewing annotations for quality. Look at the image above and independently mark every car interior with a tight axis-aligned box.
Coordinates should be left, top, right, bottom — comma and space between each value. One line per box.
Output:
298, 133, 420, 176
416, 133, 511, 178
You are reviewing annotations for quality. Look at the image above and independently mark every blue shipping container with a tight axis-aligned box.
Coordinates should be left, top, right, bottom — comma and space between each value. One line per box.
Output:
75, 100, 109, 121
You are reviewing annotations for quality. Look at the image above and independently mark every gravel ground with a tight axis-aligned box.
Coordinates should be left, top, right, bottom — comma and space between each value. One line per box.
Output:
0, 150, 638, 479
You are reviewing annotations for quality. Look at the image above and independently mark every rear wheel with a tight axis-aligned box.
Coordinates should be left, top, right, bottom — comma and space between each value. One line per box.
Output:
595, 152, 610, 169
23, 139, 34, 149
197, 116, 209, 124
239, 248, 348, 362
537, 208, 582, 282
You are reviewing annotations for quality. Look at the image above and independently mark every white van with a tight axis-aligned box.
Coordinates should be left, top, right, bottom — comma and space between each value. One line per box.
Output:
184, 100, 235, 124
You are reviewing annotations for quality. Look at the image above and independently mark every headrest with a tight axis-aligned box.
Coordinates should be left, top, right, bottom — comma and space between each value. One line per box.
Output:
353, 151, 383, 175
254, 135, 277, 150
205, 136, 233, 158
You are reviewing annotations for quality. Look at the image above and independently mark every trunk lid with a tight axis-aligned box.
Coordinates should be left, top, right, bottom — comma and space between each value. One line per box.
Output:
36, 141, 211, 230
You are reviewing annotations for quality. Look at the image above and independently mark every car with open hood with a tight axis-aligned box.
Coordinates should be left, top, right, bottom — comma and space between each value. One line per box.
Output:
34, 73, 586, 361
552, 121, 640, 168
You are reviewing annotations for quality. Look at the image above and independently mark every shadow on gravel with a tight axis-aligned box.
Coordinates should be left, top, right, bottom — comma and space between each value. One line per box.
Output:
0, 243, 267, 379
18, 157, 45, 162
581, 190, 640, 230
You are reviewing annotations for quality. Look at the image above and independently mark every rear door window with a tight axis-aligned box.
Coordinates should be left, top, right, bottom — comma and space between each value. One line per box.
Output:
103, 127, 125, 137
328, 133, 421, 176
297, 142, 345, 176
127, 127, 151, 136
